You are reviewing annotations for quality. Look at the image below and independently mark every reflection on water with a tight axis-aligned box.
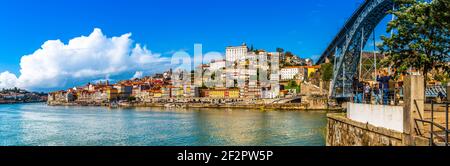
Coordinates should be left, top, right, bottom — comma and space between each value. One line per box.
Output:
0, 103, 327, 146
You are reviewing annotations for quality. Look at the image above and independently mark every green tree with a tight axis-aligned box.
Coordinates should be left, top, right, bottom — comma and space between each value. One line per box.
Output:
276, 48, 285, 53
288, 80, 298, 87
378, 0, 450, 81
286, 80, 301, 94
320, 63, 334, 82
211, 72, 216, 80
127, 96, 136, 102
434, 71, 450, 85
285, 51, 294, 57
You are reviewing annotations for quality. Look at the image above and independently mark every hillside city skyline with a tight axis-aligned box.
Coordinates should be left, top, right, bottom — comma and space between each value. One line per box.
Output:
0, 0, 391, 92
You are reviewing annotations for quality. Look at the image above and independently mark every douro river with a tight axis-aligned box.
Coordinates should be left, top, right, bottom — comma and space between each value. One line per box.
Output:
0, 103, 326, 146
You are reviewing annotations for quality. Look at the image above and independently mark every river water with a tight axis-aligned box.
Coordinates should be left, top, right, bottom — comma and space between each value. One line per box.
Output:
0, 103, 327, 146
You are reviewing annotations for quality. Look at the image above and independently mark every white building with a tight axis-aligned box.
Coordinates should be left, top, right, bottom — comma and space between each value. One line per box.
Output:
226, 44, 248, 62
261, 87, 278, 99
305, 58, 313, 66
246, 52, 258, 63
280, 66, 305, 81
209, 60, 226, 71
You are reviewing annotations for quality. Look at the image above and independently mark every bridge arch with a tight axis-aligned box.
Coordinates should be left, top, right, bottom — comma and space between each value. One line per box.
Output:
317, 0, 394, 98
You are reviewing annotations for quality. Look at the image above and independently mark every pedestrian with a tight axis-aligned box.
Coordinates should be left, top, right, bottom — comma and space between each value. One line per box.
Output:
377, 70, 391, 105
353, 76, 360, 103
372, 84, 381, 105
364, 83, 371, 104
438, 91, 445, 102
357, 80, 364, 103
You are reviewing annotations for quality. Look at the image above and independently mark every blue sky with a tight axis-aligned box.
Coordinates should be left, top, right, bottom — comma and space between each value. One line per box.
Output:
0, 0, 393, 91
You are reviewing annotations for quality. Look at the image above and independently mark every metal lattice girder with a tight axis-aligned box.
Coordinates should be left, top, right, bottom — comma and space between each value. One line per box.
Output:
318, 0, 394, 98
361, 51, 383, 81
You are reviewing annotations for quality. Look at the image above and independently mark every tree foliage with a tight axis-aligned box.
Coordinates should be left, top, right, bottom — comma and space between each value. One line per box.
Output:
276, 48, 285, 53
286, 80, 301, 94
378, 0, 450, 79
320, 63, 334, 81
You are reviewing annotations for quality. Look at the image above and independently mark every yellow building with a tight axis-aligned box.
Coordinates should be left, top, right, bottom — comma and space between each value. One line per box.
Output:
175, 88, 184, 97
106, 87, 119, 101
208, 90, 225, 98
306, 66, 321, 78
153, 93, 162, 98
201, 89, 240, 99
228, 90, 240, 98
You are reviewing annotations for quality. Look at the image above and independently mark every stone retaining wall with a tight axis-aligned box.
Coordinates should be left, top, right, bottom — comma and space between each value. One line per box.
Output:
48, 100, 343, 111
327, 113, 429, 146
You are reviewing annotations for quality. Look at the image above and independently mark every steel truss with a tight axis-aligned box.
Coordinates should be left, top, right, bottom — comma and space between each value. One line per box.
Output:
318, 0, 394, 98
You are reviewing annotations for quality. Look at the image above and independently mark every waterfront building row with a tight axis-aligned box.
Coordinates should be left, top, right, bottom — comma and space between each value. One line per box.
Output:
48, 44, 324, 104
0, 89, 47, 103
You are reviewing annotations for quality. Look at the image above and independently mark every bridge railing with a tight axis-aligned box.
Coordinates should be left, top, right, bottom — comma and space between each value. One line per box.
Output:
350, 82, 405, 106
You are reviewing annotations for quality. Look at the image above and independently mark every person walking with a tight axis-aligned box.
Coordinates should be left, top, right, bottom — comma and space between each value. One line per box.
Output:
357, 81, 364, 103
353, 76, 360, 103
364, 83, 371, 104
377, 71, 391, 105
372, 84, 381, 104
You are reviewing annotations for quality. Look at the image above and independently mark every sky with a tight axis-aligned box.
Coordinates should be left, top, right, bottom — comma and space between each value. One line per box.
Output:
0, 0, 391, 91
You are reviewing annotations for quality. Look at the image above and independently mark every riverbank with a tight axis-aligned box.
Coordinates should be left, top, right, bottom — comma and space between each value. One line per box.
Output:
47, 101, 343, 112
0, 100, 46, 105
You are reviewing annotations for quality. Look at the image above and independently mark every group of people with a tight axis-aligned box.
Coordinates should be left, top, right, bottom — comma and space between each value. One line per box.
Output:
353, 70, 394, 105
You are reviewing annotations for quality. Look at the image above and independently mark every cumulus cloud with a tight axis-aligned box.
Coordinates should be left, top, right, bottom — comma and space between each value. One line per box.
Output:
0, 71, 18, 89
0, 28, 170, 91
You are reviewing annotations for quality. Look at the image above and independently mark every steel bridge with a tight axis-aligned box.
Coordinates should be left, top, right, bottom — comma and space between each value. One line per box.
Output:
316, 0, 395, 99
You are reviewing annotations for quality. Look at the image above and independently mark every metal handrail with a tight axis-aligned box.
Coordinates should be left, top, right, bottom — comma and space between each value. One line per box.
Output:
414, 119, 446, 131
416, 100, 449, 146
415, 119, 448, 146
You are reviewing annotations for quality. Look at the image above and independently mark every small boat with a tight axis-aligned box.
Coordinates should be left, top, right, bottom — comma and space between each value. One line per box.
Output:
164, 103, 175, 108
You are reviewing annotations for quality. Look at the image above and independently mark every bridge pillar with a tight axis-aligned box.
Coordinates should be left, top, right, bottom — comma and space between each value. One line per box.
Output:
403, 75, 425, 138
447, 83, 450, 101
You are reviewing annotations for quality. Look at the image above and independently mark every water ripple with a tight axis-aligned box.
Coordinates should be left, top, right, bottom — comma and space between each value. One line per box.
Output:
0, 103, 326, 146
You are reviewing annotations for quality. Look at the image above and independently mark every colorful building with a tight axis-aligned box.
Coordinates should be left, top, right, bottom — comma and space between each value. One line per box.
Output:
201, 88, 240, 99
106, 87, 119, 101
280, 66, 306, 81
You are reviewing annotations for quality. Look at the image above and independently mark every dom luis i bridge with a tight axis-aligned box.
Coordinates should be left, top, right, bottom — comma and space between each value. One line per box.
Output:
321, 0, 449, 147
317, 0, 395, 99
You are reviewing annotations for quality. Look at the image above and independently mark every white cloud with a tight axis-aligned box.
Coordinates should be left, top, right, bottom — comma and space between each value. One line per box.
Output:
132, 71, 144, 79
0, 28, 170, 91
0, 71, 18, 89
